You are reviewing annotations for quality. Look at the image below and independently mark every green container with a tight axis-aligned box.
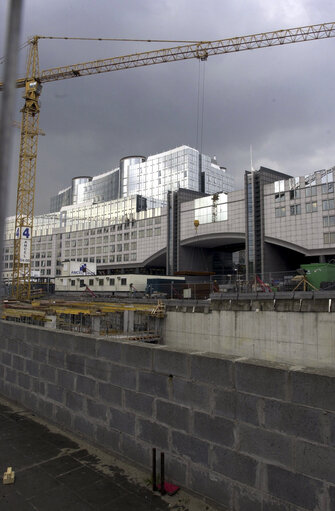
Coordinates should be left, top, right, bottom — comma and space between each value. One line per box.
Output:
300, 263, 335, 289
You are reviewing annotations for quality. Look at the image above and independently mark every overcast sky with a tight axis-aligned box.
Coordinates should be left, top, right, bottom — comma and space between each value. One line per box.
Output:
1, 0, 334, 215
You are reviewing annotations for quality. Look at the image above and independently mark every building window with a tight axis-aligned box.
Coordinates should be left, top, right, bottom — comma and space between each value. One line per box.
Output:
322, 183, 334, 194
290, 204, 301, 215
123, 254, 129, 262
99, 279, 104, 286
131, 253, 136, 261
121, 278, 127, 286
289, 189, 300, 200
324, 232, 335, 244
117, 234, 122, 241
154, 217, 161, 224
80, 279, 85, 287
146, 229, 153, 237
306, 186, 317, 197
275, 207, 286, 218
322, 199, 335, 211
131, 232, 137, 239
306, 202, 318, 213
139, 230, 145, 238
116, 255, 122, 262
154, 227, 161, 236
109, 255, 115, 263
117, 244, 122, 252
109, 278, 115, 286
71, 280, 75, 286
89, 279, 94, 286
323, 215, 335, 227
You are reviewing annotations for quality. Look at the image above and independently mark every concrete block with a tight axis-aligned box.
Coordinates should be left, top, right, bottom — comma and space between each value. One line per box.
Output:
23, 389, 38, 412
212, 445, 257, 486
193, 411, 234, 447
162, 452, 188, 486
138, 371, 168, 398
54, 405, 72, 428
191, 353, 234, 388
110, 407, 135, 435
233, 486, 262, 511
57, 370, 76, 391
110, 363, 137, 390
73, 415, 95, 438
26, 359, 39, 378
37, 398, 53, 418
172, 378, 211, 411
18, 372, 31, 390
32, 346, 47, 363
156, 400, 190, 432
239, 423, 293, 468
189, 466, 232, 509
0, 366, 3, 379
48, 349, 65, 368
264, 399, 324, 444
66, 353, 86, 375
47, 383, 64, 403
7, 339, 19, 354
0, 334, 7, 350
87, 399, 107, 422
172, 430, 209, 465
121, 434, 150, 468
5, 368, 16, 384
236, 393, 260, 426
98, 382, 122, 406
76, 375, 96, 397
153, 349, 189, 378
86, 358, 110, 381
261, 496, 292, 511
121, 343, 152, 370
12, 355, 24, 371
235, 360, 288, 400
213, 388, 236, 420
32, 378, 45, 395
96, 339, 122, 362
124, 390, 153, 417
267, 464, 324, 510
291, 369, 335, 411
1, 352, 12, 366
18, 341, 32, 358
295, 440, 335, 484
66, 391, 84, 412
137, 417, 169, 450
73, 336, 96, 356
96, 425, 120, 453
39, 364, 56, 383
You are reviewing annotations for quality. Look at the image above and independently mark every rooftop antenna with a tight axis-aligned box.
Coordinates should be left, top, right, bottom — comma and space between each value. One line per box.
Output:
250, 144, 255, 172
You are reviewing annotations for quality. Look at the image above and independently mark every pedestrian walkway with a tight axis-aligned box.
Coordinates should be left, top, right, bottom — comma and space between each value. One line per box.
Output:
0, 397, 214, 511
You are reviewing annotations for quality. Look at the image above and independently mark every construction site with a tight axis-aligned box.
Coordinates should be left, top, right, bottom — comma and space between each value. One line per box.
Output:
1, 8, 335, 510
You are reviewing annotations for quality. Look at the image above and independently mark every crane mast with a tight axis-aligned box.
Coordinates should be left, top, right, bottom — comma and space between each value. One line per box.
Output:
0, 22, 334, 300
12, 37, 42, 300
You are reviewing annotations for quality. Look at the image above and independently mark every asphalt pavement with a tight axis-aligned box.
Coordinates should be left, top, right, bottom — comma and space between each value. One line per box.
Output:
0, 398, 188, 511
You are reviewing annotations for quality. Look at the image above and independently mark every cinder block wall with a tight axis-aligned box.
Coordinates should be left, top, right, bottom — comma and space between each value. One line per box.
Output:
1, 320, 335, 510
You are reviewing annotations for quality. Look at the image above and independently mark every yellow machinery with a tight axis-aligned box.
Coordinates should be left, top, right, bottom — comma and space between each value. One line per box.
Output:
0, 22, 335, 300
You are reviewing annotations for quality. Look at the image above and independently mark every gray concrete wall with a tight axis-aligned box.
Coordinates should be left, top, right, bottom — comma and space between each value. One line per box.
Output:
1, 320, 335, 510
164, 308, 335, 367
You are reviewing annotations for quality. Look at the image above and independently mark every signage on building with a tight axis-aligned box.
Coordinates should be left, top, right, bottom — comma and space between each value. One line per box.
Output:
15, 226, 31, 263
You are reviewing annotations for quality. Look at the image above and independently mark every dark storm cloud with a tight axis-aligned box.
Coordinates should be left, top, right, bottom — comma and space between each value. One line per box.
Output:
1, 0, 334, 214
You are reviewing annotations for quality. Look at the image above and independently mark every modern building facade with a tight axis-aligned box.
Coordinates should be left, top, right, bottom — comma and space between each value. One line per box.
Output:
50, 145, 234, 212
2, 145, 335, 285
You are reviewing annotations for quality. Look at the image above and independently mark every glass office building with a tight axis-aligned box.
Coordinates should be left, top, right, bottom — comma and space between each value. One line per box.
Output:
50, 146, 234, 212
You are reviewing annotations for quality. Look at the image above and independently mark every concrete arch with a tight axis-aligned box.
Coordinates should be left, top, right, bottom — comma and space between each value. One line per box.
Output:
181, 232, 245, 248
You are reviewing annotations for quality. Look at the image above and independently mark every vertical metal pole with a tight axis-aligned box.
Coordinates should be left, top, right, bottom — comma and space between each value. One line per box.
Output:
0, 0, 24, 290
160, 452, 166, 495
152, 448, 157, 491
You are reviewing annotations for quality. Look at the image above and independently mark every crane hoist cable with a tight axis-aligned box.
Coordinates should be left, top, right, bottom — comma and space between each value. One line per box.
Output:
0, 21, 334, 300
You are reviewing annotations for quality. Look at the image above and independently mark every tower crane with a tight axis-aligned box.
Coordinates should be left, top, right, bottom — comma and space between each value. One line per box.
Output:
0, 22, 334, 300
